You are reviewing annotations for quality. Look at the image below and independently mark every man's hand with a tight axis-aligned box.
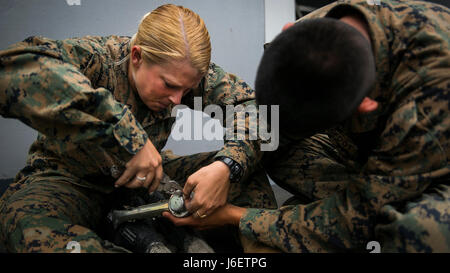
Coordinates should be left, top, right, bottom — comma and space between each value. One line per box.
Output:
114, 139, 163, 193
163, 204, 246, 230
182, 161, 231, 218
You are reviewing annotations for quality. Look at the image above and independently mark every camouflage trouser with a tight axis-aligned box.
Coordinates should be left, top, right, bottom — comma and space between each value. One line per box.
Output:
0, 150, 277, 253
261, 134, 450, 253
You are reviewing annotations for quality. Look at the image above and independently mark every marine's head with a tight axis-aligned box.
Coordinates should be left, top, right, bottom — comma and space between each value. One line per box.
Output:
128, 4, 211, 112
255, 17, 376, 140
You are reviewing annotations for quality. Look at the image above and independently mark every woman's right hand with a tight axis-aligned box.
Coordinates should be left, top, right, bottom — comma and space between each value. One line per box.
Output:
114, 138, 163, 193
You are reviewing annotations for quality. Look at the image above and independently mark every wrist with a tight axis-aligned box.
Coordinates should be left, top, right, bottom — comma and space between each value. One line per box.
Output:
214, 160, 231, 177
228, 205, 246, 226
215, 156, 243, 183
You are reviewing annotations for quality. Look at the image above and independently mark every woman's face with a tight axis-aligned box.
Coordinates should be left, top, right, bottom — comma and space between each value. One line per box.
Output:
129, 47, 203, 112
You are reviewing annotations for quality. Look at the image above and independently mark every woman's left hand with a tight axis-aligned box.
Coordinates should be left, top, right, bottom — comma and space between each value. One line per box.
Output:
182, 160, 231, 218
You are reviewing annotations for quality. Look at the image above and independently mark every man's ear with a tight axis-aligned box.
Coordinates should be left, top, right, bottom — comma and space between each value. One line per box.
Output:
130, 45, 142, 67
282, 22, 294, 31
357, 97, 378, 113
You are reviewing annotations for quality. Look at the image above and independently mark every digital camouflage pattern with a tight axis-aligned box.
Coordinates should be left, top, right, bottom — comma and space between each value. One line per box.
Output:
240, 0, 450, 252
0, 35, 263, 193
0, 35, 277, 252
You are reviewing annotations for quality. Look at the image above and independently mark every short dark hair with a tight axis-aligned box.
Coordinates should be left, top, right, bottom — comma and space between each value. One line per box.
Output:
255, 17, 375, 137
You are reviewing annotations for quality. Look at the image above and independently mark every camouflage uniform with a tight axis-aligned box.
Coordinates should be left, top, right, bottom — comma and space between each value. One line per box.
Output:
240, 0, 450, 252
0, 35, 277, 252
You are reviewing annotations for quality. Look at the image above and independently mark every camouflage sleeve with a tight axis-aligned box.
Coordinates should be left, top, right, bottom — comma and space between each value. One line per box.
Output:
239, 77, 450, 251
198, 63, 263, 180
238, 0, 450, 252
0, 42, 148, 156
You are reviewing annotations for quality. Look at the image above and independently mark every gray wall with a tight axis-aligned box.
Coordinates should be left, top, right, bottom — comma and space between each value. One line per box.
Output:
0, 0, 266, 178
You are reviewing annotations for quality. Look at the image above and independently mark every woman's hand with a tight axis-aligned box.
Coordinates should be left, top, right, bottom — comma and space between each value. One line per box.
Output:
182, 160, 231, 218
163, 204, 246, 230
114, 139, 163, 192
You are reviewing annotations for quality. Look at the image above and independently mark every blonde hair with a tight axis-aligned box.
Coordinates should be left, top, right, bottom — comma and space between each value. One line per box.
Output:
131, 4, 211, 76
